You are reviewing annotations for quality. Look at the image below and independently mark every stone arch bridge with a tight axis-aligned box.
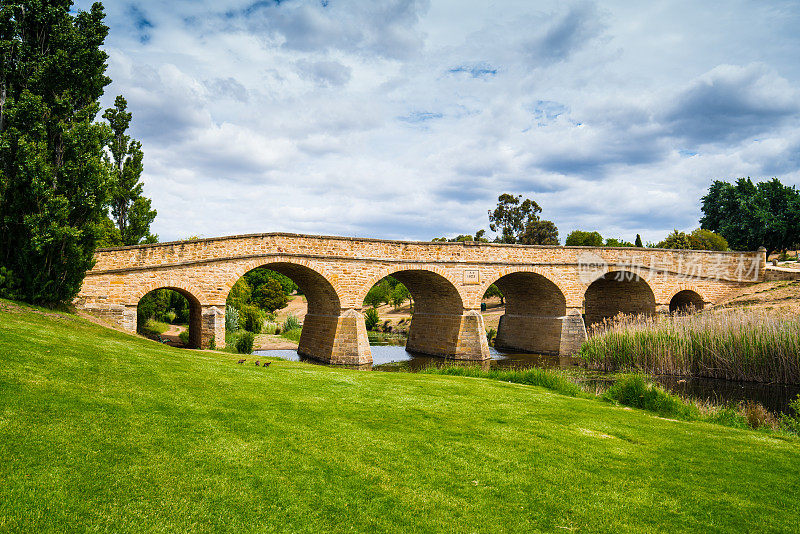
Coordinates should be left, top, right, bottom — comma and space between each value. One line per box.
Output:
75, 232, 765, 365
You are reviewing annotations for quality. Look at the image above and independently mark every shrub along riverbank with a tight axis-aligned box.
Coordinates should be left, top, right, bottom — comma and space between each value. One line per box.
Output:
2, 299, 800, 531
579, 310, 800, 384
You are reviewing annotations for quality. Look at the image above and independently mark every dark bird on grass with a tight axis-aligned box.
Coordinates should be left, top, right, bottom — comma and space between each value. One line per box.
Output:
237, 359, 246, 364
254, 360, 260, 366
263, 362, 271, 368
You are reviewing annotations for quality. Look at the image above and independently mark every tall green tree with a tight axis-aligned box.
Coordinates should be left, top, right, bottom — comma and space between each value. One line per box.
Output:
700, 178, 800, 257
520, 219, 559, 245
488, 194, 540, 244
488, 193, 559, 244
635, 234, 643, 248
251, 279, 288, 313
103, 95, 156, 245
0, 1, 112, 304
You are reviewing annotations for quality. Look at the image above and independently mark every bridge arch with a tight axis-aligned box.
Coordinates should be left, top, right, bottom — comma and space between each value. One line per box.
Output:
358, 266, 480, 358
482, 270, 567, 354
584, 271, 656, 327
669, 289, 705, 313
224, 257, 343, 315
135, 285, 203, 349
132, 278, 208, 305
355, 265, 463, 311
224, 259, 351, 362
474, 267, 570, 311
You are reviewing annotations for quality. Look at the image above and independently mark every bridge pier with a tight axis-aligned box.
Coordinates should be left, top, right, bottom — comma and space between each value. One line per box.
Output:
297, 309, 371, 365
201, 305, 225, 349
406, 310, 490, 360
495, 314, 562, 355
494, 307, 587, 356
559, 308, 587, 355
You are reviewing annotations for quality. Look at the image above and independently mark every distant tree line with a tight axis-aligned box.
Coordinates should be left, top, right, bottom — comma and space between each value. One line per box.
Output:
564, 228, 729, 251
701, 178, 800, 258
363, 276, 411, 310
440, 182, 796, 259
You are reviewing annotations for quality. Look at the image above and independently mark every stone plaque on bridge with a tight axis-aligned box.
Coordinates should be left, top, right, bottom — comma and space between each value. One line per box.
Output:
463, 269, 480, 285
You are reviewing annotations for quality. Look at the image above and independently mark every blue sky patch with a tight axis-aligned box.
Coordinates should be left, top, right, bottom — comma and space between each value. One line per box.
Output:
127, 5, 153, 44
448, 64, 498, 79
399, 111, 444, 124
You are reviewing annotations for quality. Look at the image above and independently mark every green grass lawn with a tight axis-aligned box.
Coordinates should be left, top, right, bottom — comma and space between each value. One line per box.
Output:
1, 300, 799, 533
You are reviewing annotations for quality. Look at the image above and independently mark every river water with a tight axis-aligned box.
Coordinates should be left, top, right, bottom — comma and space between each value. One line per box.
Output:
253, 345, 800, 415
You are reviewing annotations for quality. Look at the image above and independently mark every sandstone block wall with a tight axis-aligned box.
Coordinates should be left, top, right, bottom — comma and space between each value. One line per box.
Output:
76, 232, 765, 364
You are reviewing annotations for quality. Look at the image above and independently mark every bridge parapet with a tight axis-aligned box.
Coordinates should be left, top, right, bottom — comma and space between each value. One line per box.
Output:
90, 232, 764, 284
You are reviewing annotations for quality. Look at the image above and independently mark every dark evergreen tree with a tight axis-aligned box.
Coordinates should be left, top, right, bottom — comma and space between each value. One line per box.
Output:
0, 2, 112, 304
635, 234, 643, 248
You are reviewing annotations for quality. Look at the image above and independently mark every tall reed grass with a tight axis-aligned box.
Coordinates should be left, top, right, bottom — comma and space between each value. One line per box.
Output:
580, 310, 800, 384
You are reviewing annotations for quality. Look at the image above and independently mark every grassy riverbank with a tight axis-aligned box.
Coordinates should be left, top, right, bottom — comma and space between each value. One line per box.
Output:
422, 366, 800, 432
580, 309, 800, 383
2, 299, 800, 532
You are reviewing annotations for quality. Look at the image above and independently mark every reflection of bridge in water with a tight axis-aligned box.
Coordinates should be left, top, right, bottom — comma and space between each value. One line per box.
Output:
75, 232, 765, 366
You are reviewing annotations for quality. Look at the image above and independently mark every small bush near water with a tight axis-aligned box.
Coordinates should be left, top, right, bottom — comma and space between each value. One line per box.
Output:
238, 305, 264, 334
225, 307, 240, 332
279, 315, 303, 342
262, 321, 280, 335
422, 366, 583, 397
603, 375, 699, 420
580, 310, 800, 384
364, 308, 380, 331
235, 332, 255, 354
283, 314, 301, 331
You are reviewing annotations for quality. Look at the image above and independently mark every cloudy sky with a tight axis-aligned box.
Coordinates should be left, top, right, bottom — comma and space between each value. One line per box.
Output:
75, 0, 800, 243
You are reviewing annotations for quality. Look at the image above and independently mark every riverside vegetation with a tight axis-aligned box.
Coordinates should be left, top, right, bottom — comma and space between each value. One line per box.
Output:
580, 309, 800, 384
422, 366, 800, 433
2, 298, 800, 532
